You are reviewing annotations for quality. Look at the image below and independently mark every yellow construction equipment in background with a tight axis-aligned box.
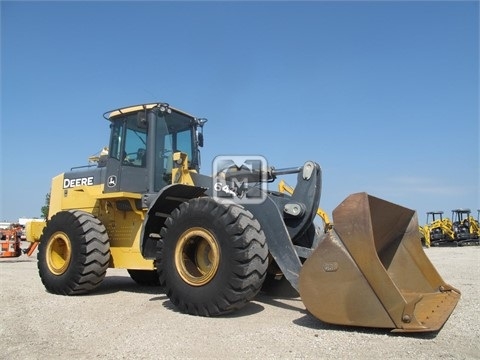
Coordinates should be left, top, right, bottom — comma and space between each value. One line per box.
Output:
421, 211, 455, 247
421, 210, 480, 247
451, 209, 480, 246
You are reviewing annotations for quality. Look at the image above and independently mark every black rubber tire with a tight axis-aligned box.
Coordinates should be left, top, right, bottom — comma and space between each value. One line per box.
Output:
127, 269, 160, 286
156, 197, 268, 316
37, 210, 110, 295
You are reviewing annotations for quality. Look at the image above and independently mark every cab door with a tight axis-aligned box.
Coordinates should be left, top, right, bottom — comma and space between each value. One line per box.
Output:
104, 114, 148, 194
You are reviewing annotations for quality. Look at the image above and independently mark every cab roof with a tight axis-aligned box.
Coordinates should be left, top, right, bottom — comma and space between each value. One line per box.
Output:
103, 102, 196, 120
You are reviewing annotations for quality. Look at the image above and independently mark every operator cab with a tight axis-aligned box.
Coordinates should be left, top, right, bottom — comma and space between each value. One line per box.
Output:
102, 103, 206, 195
451, 209, 471, 241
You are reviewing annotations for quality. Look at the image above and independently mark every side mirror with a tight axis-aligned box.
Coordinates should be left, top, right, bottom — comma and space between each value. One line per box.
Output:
198, 132, 204, 147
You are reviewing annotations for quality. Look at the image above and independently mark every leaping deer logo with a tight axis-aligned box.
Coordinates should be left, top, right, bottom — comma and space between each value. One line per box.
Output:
107, 175, 117, 187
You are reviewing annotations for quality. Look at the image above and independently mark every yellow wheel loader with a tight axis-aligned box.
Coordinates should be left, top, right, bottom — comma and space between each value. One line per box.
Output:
26, 102, 460, 332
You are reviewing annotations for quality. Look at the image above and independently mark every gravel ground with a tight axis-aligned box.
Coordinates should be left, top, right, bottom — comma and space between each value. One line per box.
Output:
1, 244, 478, 360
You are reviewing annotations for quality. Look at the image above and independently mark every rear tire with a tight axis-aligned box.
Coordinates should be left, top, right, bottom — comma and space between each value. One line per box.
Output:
38, 210, 110, 295
156, 197, 268, 316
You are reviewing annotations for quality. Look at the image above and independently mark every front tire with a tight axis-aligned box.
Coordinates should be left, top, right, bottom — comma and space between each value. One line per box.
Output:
157, 197, 268, 316
38, 210, 110, 295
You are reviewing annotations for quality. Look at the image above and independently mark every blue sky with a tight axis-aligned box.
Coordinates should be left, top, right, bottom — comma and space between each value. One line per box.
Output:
1, 1, 478, 225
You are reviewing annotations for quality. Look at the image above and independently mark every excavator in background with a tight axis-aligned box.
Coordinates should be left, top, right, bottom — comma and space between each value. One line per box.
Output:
421, 210, 480, 247
477, 210, 480, 234
422, 211, 455, 247
451, 209, 480, 246
24, 102, 460, 333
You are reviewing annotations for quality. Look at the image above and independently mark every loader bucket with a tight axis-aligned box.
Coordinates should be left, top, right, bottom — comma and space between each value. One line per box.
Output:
299, 193, 460, 332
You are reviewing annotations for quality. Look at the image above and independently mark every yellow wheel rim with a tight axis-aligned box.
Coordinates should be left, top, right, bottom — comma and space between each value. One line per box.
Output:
46, 232, 72, 275
174, 227, 220, 286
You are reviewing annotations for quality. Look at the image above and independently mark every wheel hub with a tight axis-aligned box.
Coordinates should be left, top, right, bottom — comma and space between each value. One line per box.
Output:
175, 227, 220, 286
46, 232, 72, 275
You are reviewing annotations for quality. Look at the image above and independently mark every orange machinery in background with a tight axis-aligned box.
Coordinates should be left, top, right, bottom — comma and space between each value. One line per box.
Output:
0, 225, 23, 258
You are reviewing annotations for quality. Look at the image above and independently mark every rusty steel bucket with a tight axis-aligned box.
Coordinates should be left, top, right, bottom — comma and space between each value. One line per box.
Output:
299, 193, 460, 332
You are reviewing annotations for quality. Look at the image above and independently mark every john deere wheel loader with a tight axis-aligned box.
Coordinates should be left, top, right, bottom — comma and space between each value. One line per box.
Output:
26, 102, 460, 332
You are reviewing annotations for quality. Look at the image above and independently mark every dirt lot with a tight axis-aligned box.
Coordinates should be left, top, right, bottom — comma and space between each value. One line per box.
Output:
1, 245, 478, 360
